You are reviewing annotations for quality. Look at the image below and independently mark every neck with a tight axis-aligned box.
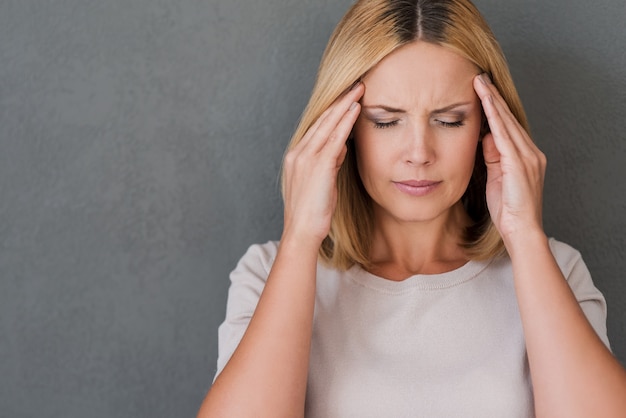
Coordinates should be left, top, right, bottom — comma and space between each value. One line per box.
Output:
368, 202, 472, 280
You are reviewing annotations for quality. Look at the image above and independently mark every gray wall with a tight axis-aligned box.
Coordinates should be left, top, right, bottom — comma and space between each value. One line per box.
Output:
0, 0, 624, 416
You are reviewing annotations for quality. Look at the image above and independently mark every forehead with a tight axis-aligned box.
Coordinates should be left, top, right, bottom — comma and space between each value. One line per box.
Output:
361, 41, 479, 107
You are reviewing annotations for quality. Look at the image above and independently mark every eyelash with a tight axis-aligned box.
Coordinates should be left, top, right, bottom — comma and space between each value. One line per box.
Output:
373, 121, 399, 129
437, 120, 464, 128
373, 120, 465, 129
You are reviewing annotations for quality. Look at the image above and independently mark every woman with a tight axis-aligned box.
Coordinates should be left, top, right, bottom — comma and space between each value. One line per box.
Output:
198, 0, 626, 416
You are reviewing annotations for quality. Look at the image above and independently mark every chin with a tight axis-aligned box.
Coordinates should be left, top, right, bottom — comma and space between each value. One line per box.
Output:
376, 205, 452, 225
372, 195, 466, 225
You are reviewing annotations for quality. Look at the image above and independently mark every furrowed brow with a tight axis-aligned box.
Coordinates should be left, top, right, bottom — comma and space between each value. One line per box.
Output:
361, 104, 406, 113
361, 101, 472, 114
431, 102, 472, 114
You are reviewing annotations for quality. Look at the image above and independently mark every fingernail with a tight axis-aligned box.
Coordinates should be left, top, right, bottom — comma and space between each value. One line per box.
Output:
349, 102, 358, 111
480, 73, 492, 85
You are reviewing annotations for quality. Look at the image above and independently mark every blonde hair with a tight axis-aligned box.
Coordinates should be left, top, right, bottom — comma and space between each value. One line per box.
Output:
282, 0, 530, 270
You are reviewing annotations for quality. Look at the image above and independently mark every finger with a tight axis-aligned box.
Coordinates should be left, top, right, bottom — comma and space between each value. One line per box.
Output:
321, 101, 361, 160
477, 80, 546, 211
294, 107, 328, 151
474, 75, 540, 157
474, 76, 547, 185
335, 144, 348, 169
486, 92, 539, 160
482, 133, 503, 191
474, 74, 522, 131
474, 75, 543, 172
474, 78, 520, 161
299, 83, 364, 155
482, 133, 501, 166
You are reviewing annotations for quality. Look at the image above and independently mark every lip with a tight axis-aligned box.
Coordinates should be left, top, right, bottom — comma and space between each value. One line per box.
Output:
393, 180, 441, 197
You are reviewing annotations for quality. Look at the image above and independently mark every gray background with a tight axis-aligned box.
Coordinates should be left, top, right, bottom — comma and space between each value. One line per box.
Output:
1, 0, 624, 416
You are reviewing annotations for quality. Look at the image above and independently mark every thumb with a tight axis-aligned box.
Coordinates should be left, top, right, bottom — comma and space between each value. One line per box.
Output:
482, 133, 501, 168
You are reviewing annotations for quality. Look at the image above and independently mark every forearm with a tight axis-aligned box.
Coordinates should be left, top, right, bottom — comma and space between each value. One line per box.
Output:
506, 231, 626, 417
198, 237, 319, 418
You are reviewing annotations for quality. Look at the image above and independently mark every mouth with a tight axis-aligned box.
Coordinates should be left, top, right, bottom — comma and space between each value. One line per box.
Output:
392, 180, 441, 197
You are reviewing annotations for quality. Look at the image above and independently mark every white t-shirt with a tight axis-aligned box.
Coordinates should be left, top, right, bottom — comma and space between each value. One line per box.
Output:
215, 238, 610, 417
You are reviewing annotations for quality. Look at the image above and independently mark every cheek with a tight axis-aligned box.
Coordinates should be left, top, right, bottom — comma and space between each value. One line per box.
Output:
451, 137, 481, 181
449, 120, 481, 161
354, 136, 377, 178
353, 137, 391, 188
353, 123, 374, 172
437, 131, 480, 183
454, 136, 480, 162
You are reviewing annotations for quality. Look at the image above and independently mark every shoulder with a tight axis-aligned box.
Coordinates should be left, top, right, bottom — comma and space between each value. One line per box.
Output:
492, 237, 596, 295
226, 241, 280, 299
491, 237, 584, 279
214, 241, 279, 378
545, 238, 602, 298
546, 237, 610, 349
234, 240, 280, 276
241, 240, 280, 261
547, 237, 585, 277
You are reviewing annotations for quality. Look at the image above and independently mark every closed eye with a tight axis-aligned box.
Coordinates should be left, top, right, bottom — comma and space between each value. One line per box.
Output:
374, 120, 399, 129
436, 120, 464, 128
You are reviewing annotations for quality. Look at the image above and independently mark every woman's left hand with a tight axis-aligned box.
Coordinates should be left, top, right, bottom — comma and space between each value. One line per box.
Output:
473, 73, 547, 245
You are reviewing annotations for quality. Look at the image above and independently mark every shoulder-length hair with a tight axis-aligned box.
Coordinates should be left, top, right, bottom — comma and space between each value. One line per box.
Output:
282, 0, 530, 270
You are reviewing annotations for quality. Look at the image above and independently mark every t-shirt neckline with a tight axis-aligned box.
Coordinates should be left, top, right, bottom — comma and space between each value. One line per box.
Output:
347, 258, 494, 294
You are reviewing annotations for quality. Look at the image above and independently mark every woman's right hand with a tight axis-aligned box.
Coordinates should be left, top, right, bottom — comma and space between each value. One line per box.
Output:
282, 82, 365, 245
199, 83, 364, 418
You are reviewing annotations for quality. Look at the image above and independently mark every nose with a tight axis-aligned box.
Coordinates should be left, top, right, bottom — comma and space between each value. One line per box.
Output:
404, 123, 435, 166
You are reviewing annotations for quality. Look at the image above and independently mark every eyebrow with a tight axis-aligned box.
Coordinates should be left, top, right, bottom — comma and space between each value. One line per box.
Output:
361, 101, 473, 115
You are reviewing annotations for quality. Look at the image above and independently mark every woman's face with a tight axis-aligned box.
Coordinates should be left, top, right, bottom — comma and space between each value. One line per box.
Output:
353, 41, 482, 226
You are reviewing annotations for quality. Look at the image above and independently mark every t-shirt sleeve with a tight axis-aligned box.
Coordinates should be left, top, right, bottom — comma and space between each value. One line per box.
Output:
213, 241, 278, 381
549, 238, 611, 350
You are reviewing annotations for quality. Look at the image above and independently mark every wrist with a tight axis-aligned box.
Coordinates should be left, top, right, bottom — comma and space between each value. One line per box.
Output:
279, 229, 325, 256
502, 227, 549, 261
